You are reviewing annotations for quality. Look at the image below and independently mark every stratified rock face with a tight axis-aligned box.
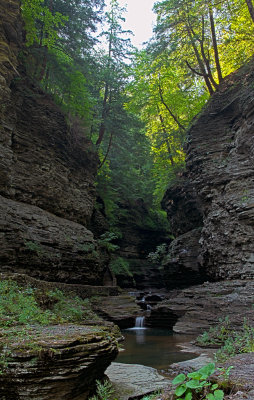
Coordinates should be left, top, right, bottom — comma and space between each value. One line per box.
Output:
163, 59, 254, 282
149, 280, 254, 334
0, 0, 109, 283
0, 197, 108, 284
0, 324, 118, 400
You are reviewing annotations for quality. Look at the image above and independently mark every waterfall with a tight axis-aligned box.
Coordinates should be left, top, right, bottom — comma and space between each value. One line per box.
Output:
135, 316, 145, 328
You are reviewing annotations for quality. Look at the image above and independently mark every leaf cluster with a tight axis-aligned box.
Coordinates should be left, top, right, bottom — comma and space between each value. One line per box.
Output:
172, 363, 224, 400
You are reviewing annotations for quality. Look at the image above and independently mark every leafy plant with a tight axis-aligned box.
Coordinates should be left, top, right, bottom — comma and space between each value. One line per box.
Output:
148, 243, 168, 263
196, 317, 231, 347
172, 363, 224, 400
89, 380, 115, 400
109, 257, 133, 277
98, 232, 120, 252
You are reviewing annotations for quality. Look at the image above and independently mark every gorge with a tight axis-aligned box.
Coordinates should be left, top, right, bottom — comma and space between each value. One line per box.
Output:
0, 0, 254, 399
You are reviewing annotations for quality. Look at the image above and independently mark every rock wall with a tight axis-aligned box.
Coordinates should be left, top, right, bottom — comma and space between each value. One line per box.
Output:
162, 59, 254, 283
0, 0, 109, 284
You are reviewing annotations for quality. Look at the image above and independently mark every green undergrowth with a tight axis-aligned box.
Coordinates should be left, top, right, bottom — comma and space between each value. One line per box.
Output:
196, 317, 254, 362
0, 280, 98, 328
0, 279, 101, 372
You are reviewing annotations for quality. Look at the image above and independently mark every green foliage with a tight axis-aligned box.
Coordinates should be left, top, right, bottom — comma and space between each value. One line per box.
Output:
21, 0, 68, 48
172, 363, 225, 400
196, 317, 254, 362
47, 289, 98, 322
196, 317, 231, 347
148, 243, 168, 263
0, 280, 55, 327
98, 232, 120, 252
0, 280, 98, 328
89, 380, 115, 400
110, 257, 133, 277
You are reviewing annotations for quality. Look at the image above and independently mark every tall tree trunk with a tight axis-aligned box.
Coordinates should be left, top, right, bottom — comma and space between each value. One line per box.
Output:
198, 16, 218, 89
209, 6, 223, 83
245, 0, 254, 23
96, 81, 109, 146
98, 131, 113, 169
186, 24, 214, 95
158, 112, 175, 166
158, 79, 185, 131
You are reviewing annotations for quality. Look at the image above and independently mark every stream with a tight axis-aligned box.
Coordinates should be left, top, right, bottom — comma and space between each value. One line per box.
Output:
116, 326, 198, 371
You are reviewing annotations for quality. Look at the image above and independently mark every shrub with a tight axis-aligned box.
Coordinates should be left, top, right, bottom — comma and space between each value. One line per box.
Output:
148, 243, 168, 263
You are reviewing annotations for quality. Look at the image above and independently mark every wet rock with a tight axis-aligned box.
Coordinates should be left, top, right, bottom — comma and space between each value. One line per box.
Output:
0, 324, 118, 400
106, 362, 171, 400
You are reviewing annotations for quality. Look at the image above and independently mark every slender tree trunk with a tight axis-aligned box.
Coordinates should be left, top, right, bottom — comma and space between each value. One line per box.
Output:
198, 16, 218, 89
98, 131, 113, 169
158, 79, 185, 131
158, 112, 175, 166
186, 24, 214, 95
245, 0, 254, 23
96, 81, 109, 146
209, 6, 223, 83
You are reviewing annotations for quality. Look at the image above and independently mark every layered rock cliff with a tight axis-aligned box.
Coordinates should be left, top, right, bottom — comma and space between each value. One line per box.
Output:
0, 0, 110, 284
162, 59, 254, 286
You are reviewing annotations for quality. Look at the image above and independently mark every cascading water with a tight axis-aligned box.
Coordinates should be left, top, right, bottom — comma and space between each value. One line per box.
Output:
135, 316, 145, 328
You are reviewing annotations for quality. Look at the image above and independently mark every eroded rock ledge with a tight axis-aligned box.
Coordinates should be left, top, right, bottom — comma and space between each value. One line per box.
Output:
147, 280, 254, 334
0, 324, 118, 400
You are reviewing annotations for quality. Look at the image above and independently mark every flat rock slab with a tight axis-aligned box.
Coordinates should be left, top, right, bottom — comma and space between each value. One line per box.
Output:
106, 362, 170, 400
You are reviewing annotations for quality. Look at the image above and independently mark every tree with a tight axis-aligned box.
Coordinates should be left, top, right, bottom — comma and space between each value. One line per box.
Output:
245, 0, 254, 23
95, 0, 133, 147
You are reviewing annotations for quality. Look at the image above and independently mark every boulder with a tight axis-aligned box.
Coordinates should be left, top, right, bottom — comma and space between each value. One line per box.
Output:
106, 362, 171, 400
